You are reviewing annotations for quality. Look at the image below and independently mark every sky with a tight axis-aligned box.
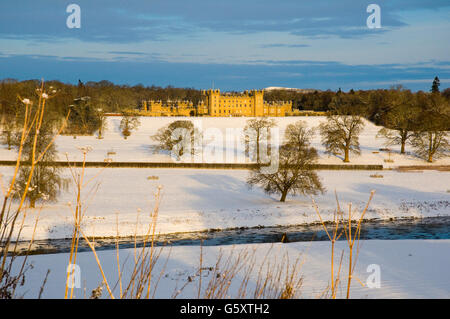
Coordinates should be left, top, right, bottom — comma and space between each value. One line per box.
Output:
0, 0, 449, 91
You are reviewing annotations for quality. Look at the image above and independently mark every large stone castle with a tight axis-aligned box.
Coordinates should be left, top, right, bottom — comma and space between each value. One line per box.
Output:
141, 89, 292, 117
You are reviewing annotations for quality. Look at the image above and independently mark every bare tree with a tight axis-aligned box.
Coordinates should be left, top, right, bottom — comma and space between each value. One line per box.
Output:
376, 89, 419, 154
13, 124, 65, 208
319, 106, 365, 163
411, 131, 449, 162
65, 96, 100, 136
120, 111, 140, 139
247, 121, 324, 202
96, 108, 107, 139
0, 95, 18, 150
1, 120, 16, 150
151, 120, 200, 160
410, 95, 449, 162
244, 117, 277, 163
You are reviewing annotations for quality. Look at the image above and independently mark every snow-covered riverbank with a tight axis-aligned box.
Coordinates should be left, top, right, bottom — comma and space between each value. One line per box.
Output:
13, 240, 450, 299
1, 167, 448, 241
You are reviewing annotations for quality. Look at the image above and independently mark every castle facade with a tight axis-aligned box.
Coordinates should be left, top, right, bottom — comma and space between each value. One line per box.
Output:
141, 89, 292, 117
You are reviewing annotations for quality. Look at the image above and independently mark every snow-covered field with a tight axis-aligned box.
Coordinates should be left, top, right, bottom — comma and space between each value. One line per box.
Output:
1, 116, 448, 166
1, 167, 448, 241
13, 240, 450, 299
2, 116, 449, 300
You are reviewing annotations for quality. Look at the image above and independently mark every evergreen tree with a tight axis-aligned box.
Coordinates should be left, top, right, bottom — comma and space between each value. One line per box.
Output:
431, 76, 440, 93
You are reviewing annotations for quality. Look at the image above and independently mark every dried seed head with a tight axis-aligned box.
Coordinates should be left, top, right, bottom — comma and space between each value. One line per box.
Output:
22, 98, 32, 105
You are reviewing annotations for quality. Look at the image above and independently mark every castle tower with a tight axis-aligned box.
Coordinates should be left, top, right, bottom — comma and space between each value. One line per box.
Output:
251, 90, 264, 117
203, 89, 221, 116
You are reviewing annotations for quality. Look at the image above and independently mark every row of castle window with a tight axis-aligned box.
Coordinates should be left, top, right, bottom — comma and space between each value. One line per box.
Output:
219, 104, 247, 107
213, 109, 280, 114
215, 109, 247, 113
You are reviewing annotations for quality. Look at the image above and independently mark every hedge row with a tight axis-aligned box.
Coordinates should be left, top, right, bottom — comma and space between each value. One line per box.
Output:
0, 160, 383, 170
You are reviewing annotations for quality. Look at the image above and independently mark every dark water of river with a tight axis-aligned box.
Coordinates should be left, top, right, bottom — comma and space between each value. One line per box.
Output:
15, 216, 450, 255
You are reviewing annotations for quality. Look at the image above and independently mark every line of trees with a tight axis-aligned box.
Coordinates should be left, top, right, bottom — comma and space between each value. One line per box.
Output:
0, 79, 203, 118
246, 97, 447, 201
374, 85, 449, 162
2, 77, 449, 125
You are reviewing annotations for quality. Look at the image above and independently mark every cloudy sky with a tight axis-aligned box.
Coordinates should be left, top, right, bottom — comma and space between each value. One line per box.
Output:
0, 0, 449, 91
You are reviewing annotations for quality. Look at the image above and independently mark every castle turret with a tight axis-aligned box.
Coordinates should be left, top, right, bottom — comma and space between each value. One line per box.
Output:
251, 90, 264, 117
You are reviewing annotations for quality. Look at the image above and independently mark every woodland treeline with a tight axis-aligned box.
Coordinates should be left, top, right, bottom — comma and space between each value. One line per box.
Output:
0, 77, 449, 132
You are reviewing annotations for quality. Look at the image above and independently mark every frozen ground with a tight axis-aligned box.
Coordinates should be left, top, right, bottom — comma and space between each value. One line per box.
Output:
12, 240, 450, 299
1, 116, 448, 166
0, 167, 448, 241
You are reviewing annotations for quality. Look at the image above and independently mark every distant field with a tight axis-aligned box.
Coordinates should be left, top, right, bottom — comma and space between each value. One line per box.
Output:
1, 116, 448, 167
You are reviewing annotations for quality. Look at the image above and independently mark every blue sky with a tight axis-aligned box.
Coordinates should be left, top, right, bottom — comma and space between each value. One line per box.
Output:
0, 0, 449, 91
